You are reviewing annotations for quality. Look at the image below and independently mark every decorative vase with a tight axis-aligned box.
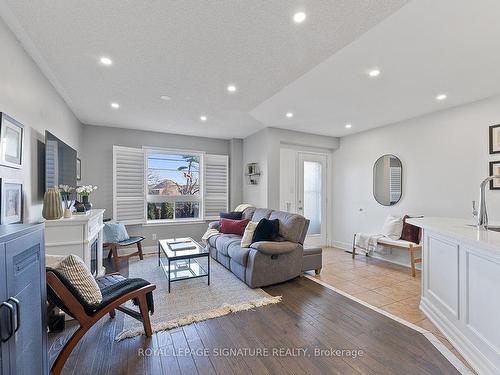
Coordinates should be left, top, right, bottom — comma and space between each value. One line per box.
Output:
42, 188, 63, 220
63, 208, 72, 219
82, 195, 92, 211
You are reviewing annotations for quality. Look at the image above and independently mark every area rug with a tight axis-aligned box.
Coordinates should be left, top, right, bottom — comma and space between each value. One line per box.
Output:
115, 255, 281, 340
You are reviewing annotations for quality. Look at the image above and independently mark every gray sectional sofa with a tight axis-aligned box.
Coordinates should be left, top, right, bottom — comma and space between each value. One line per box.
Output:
206, 207, 310, 288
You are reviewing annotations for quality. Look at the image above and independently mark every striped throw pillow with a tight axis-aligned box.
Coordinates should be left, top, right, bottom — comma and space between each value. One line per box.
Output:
55, 254, 103, 305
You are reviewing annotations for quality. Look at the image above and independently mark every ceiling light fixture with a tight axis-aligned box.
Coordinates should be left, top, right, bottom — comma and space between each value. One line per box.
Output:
368, 69, 380, 77
99, 57, 113, 66
286, 112, 294, 118
293, 12, 306, 24
160, 95, 171, 101
200, 115, 207, 121
110, 102, 120, 109
436, 94, 447, 101
227, 84, 237, 93
345, 124, 352, 129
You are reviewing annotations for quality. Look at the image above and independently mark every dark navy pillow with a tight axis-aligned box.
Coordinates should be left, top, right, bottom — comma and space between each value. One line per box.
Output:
252, 218, 280, 243
220, 211, 243, 220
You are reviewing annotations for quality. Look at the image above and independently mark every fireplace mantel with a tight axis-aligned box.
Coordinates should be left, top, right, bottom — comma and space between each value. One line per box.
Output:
44, 209, 105, 275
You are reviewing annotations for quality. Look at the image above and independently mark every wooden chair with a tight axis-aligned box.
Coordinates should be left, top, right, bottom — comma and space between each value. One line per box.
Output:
46, 270, 156, 375
104, 235, 145, 271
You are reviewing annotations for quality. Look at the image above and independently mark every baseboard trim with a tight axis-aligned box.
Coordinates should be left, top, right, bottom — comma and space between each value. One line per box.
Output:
420, 297, 496, 375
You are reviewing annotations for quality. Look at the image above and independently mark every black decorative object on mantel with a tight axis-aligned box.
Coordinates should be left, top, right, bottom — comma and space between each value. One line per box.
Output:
73, 200, 87, 214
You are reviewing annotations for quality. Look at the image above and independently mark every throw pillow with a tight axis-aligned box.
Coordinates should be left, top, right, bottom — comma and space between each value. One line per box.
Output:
241, 221, 258, 248
252, 218, 280, 243
219, 218, 250, 236
55, 254, 102, 305
401, 215, 422, 244
381, 215, 404, 240
219, 211, 243, 220
103, 223, 130, 243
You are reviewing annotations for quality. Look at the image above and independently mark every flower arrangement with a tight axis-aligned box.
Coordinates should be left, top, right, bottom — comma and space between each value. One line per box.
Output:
76, 185, 98, 196
59, 184, 75, 209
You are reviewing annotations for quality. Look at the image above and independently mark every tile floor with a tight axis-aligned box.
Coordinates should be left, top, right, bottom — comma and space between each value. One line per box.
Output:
310, 247, 476, 373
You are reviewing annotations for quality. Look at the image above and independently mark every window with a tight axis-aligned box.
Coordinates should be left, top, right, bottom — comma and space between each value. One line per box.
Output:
113, 146, 228, 224
146, 151, 202, 222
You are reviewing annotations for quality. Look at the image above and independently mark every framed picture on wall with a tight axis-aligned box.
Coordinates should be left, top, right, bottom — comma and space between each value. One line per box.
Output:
76, 158, 81, 180
489, 161, 500, 189
0, 113, 24, 169
0, 179, 23, 224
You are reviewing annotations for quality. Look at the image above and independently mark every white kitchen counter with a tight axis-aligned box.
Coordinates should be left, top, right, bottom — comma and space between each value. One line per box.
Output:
408, 217, 500, 375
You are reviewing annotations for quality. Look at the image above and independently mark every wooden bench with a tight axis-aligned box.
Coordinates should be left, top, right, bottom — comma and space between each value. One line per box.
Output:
352, 235, 422, 277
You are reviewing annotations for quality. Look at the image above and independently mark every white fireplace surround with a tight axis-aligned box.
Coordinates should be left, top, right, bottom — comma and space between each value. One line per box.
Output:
44, 209, 105, 276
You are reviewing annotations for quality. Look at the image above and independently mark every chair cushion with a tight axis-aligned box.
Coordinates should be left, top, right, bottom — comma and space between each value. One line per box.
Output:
227, 243, 251, 266
220, 218, 250, 236
53, 254, 102, 305
252, 218, 279, 243
104, 223, 130, 243
117, 236, 144, 246
220, 211, 243, 220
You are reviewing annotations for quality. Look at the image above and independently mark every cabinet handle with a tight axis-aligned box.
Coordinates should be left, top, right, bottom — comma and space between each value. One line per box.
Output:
8, 297, 20, 333
0, 302, 14, 342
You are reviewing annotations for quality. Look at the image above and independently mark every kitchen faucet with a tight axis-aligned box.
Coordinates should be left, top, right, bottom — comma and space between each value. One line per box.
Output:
477, 175, 500, 230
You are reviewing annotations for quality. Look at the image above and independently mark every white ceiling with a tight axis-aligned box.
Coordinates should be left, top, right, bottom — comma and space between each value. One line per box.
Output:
2, 1, 500, 140
252, 0, 500, 136
0, 0, 408, 139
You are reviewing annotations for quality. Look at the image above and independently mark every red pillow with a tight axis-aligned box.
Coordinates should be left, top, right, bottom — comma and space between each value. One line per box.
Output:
401, 215, 421, 244
219, 218, 250, 236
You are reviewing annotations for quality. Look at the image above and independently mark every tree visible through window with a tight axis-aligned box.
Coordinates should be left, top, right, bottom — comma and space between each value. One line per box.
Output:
146, 152, 201, 221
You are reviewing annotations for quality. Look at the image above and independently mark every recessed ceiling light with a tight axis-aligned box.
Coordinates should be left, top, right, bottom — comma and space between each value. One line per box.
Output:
227, 84, 237, 93
110, 102, 120, 109
200, 115, 207, 121
345, 124, 352, 129
436, 94, 447, 101
286, 112, 294, 118
99, 57, 113, 66
293, 12, 306, 23
368, 69, 380, 77
160, 95, 171, 101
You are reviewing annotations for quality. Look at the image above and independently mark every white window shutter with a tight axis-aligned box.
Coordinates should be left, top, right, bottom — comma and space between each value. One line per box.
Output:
113, 146, 145, 224
204, 154, 228, 220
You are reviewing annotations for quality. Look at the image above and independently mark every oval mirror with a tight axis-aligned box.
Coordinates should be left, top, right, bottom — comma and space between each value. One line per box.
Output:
373, 154, 402, 206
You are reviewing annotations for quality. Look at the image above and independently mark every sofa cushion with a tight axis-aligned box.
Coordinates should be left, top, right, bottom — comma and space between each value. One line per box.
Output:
251, 241, 299, 255
227, 243, 251, 266
252, 218, 279, 243
220, 211, 243, 220
207, 234, 221, 248
220, 218, 250, 236
251, 208, 273, 222
269, 211, 307, 243
241, 207, 256, 220
214, 234, 242, 256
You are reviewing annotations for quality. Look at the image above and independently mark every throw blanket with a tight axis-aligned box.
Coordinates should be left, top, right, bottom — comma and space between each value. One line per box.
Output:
201, 204, 254, 244
355, 233, 384, 253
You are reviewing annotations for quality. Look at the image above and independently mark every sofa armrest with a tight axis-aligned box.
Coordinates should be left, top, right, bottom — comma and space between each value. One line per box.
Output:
208, 220, 220, 230
251, 241, 299, 255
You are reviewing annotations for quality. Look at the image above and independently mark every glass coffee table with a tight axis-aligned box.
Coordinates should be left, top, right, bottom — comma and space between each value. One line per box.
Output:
158, 237, 210, 293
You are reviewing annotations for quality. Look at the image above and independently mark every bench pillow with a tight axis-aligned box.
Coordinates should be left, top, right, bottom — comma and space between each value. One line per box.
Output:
381, 215, 403, 240
401, 215, 421, 244
220, 218, 250, 236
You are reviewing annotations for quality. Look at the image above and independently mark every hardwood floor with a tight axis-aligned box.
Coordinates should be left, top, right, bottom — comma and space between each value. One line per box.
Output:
48, 258, 461, 375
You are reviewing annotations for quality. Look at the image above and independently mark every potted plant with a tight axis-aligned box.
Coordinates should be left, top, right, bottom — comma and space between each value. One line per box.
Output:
59, 185, 75, 218
76, 185, 98, 212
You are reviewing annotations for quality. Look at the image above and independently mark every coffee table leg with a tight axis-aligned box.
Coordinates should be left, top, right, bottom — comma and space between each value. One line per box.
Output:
168, 258, 171, 293
158, 243, 160, 266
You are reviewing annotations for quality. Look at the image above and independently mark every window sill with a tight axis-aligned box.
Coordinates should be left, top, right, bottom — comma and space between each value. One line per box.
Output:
143, 219, 208, 227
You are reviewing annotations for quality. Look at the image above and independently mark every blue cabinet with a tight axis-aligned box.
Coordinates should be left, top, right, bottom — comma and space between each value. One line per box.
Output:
0, 224, 47, 375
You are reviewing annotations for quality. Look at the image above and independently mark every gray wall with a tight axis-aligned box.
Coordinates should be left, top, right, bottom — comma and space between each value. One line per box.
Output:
229, 138, 243, 209
81, 124, 235, 246
0, 17, 83, 222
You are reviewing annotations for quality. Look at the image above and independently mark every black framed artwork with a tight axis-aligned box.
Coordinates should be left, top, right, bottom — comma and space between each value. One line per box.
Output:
0, 113, 24, 169
489, 161, 500, 189
76, 158, 81, 181
0, 179, 23, 224
489, 124, 500, 154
